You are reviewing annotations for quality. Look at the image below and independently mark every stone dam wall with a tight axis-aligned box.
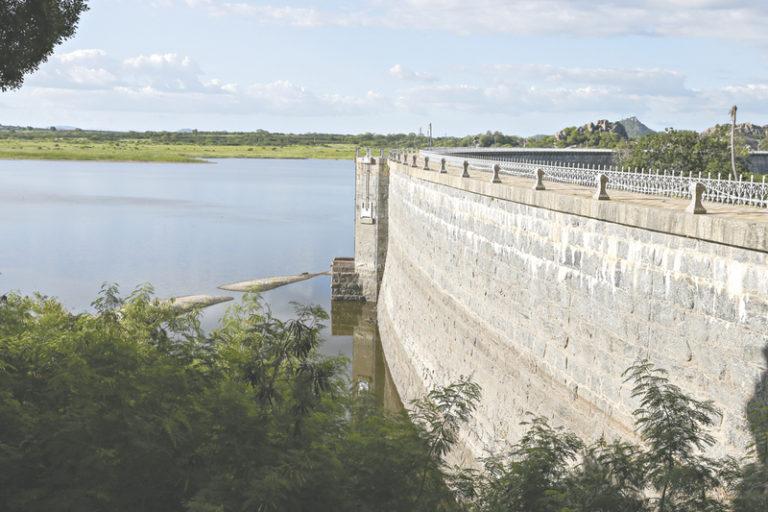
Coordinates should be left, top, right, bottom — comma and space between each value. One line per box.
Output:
376, 159, 768, 462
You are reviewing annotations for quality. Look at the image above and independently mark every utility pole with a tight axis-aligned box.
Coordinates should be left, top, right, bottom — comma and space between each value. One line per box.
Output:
428, 122, 432, 148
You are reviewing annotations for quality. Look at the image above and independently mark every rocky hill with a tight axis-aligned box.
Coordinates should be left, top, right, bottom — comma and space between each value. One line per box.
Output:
702, 122, 768, 138
701, 123, 768, 150
554, 119, 627, 142
617, 116, 655, 138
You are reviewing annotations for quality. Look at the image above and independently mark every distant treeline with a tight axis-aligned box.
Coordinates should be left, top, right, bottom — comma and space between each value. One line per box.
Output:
0, 126, 529, 149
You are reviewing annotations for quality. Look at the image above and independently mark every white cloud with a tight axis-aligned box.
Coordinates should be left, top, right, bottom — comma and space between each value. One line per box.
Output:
121, 53, 204, 91
12, 45, 768, 133
58, 49, 108, 63
389, 64, 437, 83
486, 65, 691, 96
184, 0, 356, 27
182, 0, 768, 40
18, 49, 388, 119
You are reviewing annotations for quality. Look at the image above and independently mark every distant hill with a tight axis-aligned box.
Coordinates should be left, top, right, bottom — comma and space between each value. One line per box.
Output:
554, 119, 627, 143
617, 116, 655, 138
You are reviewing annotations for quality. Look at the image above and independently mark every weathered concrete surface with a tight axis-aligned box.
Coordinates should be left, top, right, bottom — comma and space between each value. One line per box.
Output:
163, 294, 233, 312
219, 271, 330, 292
377, 159, 768, 462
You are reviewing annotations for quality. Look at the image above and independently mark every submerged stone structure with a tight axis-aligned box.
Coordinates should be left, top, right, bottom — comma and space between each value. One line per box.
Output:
337, 149, 768, 464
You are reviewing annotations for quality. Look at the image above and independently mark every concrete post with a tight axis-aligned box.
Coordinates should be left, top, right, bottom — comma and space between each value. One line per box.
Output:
492, 164, 502, 183
462, 161, 470, 178
594, 174, 610, 200
440, 158, 447, 173
534, 168, 546, 190
412, 155, 418, 168
686, 182, 707, 214
423, 156, 430, 170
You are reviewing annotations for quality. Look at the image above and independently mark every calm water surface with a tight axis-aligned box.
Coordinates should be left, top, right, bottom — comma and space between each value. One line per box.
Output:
0, 158, 355, 359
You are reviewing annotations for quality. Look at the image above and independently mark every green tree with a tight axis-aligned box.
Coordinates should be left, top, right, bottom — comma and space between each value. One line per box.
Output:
0, 287, 469, 512
0, 1, 90, 91
732, 399, 768, 511
471, 415, 584, 512
624, 361, 734, 512
460, 361, 740, 512
618, 127, 748, 176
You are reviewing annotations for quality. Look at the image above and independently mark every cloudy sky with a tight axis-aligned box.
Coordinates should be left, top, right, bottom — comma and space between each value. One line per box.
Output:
2, 0, 767, 135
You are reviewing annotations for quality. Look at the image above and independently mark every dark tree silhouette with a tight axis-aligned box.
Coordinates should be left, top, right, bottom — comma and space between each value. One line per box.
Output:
0, 0, 89, 91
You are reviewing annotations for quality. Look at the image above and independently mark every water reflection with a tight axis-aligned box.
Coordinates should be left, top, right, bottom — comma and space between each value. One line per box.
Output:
331, 301, 402, 411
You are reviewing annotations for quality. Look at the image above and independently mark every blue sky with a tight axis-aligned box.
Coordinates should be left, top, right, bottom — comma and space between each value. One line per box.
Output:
1, 0, 767, 136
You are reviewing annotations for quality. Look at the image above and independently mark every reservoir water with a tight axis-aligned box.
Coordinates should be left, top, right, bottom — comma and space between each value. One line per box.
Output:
0, 158, 356, 360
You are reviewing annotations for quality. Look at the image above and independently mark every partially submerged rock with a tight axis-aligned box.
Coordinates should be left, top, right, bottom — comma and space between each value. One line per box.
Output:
163, 294, 234, 312
218, 270, 331, 292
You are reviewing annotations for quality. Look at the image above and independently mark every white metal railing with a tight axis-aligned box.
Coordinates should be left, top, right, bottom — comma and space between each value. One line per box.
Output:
387, 148, 768, 209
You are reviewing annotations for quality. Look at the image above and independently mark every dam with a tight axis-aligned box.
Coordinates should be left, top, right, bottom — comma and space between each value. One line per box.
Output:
333, 148, 768, 464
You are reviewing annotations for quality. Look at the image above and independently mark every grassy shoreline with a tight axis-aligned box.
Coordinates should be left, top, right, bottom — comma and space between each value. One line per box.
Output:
0, 138, 357, 162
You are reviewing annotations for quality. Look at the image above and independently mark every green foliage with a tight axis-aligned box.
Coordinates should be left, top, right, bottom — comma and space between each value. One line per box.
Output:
2, 286, 766, 512
0, 126, 472, 151
456, 360, 761, 512
0, 0, 89, 91
617, 127, 749, 176
0, 287, 461, 512
732, 399, 768, 511
470, 415, 584, 511
526, 126, 625, 149
624, 361, 734, 512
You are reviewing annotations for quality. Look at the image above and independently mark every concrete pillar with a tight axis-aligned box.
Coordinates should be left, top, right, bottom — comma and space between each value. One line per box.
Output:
594, 174, 610, 200
411, 155, 418, 168
423, 156, 430, 170
686, 182, 707, 214
440, 158, 447, 173
462, 161, 470, 178
354, 153, 389, 302
534, 168, 546, 190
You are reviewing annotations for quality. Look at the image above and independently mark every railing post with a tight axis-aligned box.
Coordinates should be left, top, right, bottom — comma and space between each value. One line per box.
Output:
440, 158, 447, 174
412, 154, 418, 168
423, 156, 430, 170
594, 174, 610, 200
492, 164, 502, 183
686, 182, 707, 214
462, 161, 470, 178
534, 168, 545, 190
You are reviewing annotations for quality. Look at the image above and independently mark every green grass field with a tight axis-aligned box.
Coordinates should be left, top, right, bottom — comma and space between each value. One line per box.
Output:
0, 137, 357, 162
